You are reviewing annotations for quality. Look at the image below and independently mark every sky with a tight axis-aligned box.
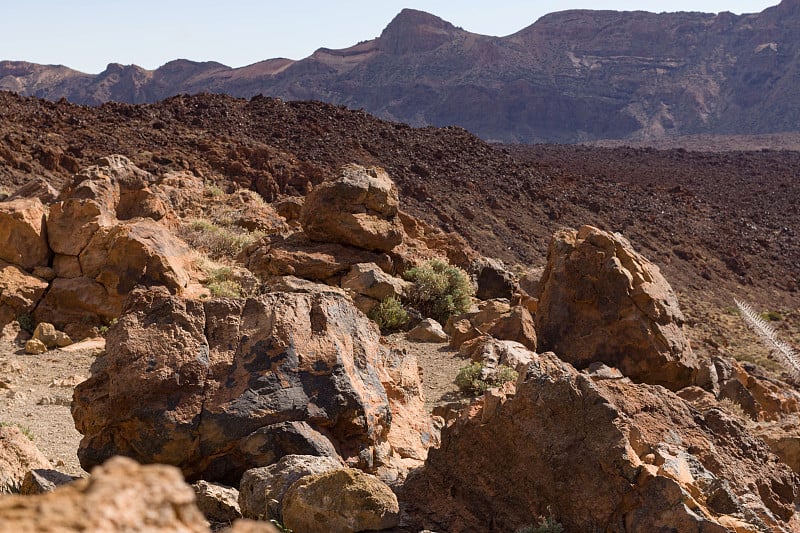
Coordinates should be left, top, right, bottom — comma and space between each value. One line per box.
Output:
0, 1, 781, 74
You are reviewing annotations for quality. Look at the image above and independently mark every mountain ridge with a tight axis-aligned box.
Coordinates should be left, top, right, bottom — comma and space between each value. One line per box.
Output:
2, 2, 798, 142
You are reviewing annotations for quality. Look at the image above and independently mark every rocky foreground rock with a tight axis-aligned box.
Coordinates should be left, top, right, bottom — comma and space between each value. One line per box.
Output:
404, 351, 799, 532
0, 456, 278, 533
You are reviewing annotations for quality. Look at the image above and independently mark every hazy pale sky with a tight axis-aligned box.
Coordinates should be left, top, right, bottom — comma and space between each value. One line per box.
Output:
1, 1, 780, 73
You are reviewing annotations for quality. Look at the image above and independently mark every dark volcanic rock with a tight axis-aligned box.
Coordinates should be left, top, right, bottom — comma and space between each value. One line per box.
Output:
72, 287, 414, 484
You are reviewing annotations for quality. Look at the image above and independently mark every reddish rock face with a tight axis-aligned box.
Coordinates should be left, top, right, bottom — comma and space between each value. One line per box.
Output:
0, 197, 50, 270
0, 425, 52, 494
301, 164, 404, 252
403, 352, 799, 532
535, 225, 699, 390
0, 260, 48, 329
72, 288, 432, 484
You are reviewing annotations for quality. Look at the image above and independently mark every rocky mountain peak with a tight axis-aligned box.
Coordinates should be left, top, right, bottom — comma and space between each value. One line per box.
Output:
378, 8, 461, 54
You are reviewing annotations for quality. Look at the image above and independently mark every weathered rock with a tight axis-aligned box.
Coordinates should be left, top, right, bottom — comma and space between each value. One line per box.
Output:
34, 277, 119, 336
756, 418, 800, 475
342, 262, 409, 301
301, 164, 404, 252
459, 336, 534, 370
403, 352, 798, 532
264, 275, 346, 295
7, 177, 59, 204
79, 218, 193, 297
52, 254, 83, 278
31, 265, 56, 281
32, 322, 58, 348
282, 469, 400, 533
20, 469, 79, 495
0, 456, 209, 532
0, 259, 48, 329
24, 338, 47, 354
535, 225, 699, 390
0, 197, 51, 269
239, 455, 342, 521
447, 318, 481, 349
72, 288, 407, 484
238, 421, 341, 467
244, 233, 385, 282
486, 305, 537, 351
0, 425, 51, 494
380, 347, 439, 467
193, 480, 242, 524
473, 257, 516, 300
407, 318, 448, 343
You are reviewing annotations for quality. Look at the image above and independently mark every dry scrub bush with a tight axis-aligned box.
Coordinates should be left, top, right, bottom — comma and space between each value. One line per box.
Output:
403, 259, 474, 324
455, 361, 518, 396
179, 218, 264, 259
368, 296, 409, 333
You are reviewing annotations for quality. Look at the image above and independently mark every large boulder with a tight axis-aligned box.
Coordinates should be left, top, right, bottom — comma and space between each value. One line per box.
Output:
282, 468, 400, 533
0, 456, 278, 532
535, 225, 699, 390
472, 257, 516, 300
403, 353, 799, 532
0, 424, 51, 494
72, 287, 430, 484
0, 197, 51, 270
0, 259, 48, 329
301, 164, 404, 252
341, 262, 409, 301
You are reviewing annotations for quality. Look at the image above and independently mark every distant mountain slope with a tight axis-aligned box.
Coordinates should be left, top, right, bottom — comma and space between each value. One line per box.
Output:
2, 1, 799, 142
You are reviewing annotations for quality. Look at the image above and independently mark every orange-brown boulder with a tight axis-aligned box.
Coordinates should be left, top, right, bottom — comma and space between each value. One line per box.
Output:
301, 164, 403, 252
0, 197, 51, 270
403, 352, 799, 532
0, 456, 279, 533
535, 225, 699, 390
34, 277, 119, 336
73, 288, 431, 484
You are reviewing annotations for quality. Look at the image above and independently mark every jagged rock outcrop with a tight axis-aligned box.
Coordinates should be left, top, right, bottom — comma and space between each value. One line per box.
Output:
301, 164, 404, 252
0, 456, 279, 533
403, 352, 799, 532
535, 225, 699, 390
72, 287, 434, 484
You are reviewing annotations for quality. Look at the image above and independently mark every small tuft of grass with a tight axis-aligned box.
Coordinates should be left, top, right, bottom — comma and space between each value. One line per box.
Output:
455, 361, 518, 396
0, 421, 34, 441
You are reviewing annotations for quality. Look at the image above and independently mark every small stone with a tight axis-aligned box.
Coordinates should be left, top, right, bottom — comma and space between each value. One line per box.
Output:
407, 318, 448, 343
25, 338, 47, 354
32, 322, 58, 349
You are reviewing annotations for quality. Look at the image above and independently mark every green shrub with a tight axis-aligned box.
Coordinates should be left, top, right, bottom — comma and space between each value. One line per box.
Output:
403, 259, 474, 323
455, 362, 518, 396
368, 296, 409, 333
16, 313, 34, 333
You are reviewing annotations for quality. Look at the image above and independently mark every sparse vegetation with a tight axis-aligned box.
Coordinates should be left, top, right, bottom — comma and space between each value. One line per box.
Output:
368, 296, 409, 333
16, 312, 34, 333
403, 259, 474, 324
0, 421, 34, 441
179, 217, 264, 259
269, 520, 293, 533
455, 361, 518, 396
204, 181, 224, 197
719, 398, 749, 421
735, 298, 800, 382
516, 517, 565, 533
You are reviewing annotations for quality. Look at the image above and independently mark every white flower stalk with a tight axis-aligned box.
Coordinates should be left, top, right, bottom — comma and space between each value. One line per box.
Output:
735, 298, 800, 383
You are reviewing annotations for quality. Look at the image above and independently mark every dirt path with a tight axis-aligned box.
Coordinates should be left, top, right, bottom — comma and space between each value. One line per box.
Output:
0, 338, 103, 477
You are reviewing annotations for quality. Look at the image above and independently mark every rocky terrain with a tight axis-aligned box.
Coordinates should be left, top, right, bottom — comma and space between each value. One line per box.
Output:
0, 90, 799, 531
3, 1, 800, 142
